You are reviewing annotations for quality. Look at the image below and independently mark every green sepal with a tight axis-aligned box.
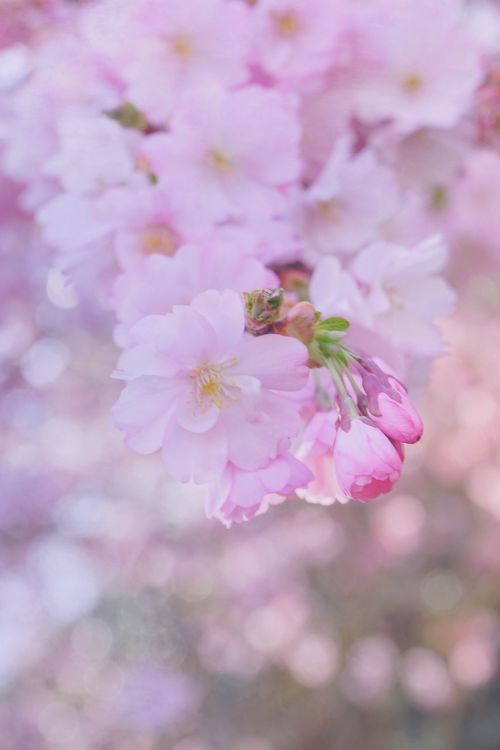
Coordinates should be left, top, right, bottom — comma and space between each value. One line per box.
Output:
106, 102, 149, 131
316, 316, 350, 332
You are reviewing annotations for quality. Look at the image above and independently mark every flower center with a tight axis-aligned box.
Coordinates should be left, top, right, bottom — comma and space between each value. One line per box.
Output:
191, 359, 239, 412
170, 34, 193, 59
272, 10, 301, 37
317, 199, 343, 223
207, 148, 233, 175
430, 185, 447, 212
402, 74, 423, 94
139, 225, 178, 256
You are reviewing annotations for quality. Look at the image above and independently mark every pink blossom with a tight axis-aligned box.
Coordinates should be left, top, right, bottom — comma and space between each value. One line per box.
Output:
333, 419, 403, 502
381, 127, 468, 195
309, 256, 370, 326
251, 0, 344, 83
0, 0, 469, 528
208, 221, 301, 266
300, 85, 355, 180
351, 236, 456, 357
121, 0, 251, 124
36, 193, 118, 297
1, 35, 120, 194
451, 149, 500, 255
370, 378, 423, 445
0, 0, 67, 48
208, 453, 313, 525
37, 194, 114, 253
296, 412, 348, 506
112, 241, 276, 345
302, 139, 399, 257
104, 185, 185, 270
352, 0, 481, 132
43, 111, 143, 196
113, 290, 309, 484
141, 85, 301, 227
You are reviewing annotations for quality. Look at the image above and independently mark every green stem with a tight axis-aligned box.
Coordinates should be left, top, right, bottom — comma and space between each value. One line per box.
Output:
341, 365, 364, 400
324, 359, 358, 419
312, 369, 332, 411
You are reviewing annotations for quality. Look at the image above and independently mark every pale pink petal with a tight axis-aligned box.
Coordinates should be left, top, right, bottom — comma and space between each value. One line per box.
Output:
231, 335, 309, 391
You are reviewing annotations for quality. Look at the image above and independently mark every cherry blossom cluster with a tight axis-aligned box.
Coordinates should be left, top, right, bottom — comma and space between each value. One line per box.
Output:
0, 0, 490, 523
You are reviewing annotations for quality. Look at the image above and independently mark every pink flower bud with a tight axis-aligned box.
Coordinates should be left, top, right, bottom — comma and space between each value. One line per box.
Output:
370, 378, 423, 444
281, 301, 317, 344
354, 358, 423, 445
333, 419, 402, 503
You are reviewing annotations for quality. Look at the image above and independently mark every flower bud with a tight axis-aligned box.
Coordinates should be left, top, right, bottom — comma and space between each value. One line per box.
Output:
333, 419, 402, 502
355, 358, 423, 445
280, 301, 317, 344
370, 378, 423, 444
244, 288, 284, 333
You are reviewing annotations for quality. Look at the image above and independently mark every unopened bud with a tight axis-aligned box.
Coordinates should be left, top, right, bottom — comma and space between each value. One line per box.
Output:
280, 301, 317, 344
244, 288, 284, 334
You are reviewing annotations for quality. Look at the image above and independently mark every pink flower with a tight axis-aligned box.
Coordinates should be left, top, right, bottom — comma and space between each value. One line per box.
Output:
122, 0, 251, 123
309, 256, 370, 326
301, 139, 399, 257
112, 289, 309, 484
141, 85, 301, 227
351, 0, 481, 132
300, 86, 354, 179
1, 33, 121, 196
369, 378, 423, 445
350, 357, 424, 445
36, 194, 118, 296
451, 149, 500, 255
333, 419, 403, 502
208, 221, 301, 266
351, 236, 456, 357
112, 241, 276, 345
207, 453, 313, 525
252, 0, 344, 83
296, 412, 348, 506
43, 111, 143, 196
105, 185, 185, 270
37, 194, 114, 253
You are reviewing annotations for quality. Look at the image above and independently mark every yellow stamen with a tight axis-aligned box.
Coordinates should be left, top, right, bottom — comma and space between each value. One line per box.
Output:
191, 359, 239, 413
317, 199, 343, 223
402, 74, 423, 93
208, 148, 233, 175
171, 34, 193, 59
273, 10, 300, 37
139, 225, 178, 256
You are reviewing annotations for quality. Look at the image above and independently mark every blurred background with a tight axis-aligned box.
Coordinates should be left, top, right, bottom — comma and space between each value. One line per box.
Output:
2, 2, 500, 750
1, 180, 500, 750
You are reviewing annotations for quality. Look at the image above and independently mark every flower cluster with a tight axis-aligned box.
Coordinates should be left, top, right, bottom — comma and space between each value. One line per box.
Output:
0, 0, 489, 523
